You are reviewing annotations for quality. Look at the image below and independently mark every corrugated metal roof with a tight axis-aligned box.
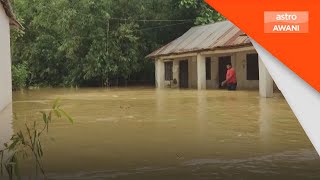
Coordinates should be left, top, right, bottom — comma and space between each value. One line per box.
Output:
147, 21, 251, 58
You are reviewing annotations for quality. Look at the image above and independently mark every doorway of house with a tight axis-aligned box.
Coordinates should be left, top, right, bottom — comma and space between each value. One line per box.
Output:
179, 60, 189, 88
218, 56, 231, 88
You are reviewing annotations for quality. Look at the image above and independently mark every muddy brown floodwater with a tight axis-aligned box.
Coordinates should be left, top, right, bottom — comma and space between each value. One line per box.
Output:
1, 88, 320, 179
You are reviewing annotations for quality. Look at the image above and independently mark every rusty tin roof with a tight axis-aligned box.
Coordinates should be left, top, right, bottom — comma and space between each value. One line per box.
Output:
147, 21, 251, 59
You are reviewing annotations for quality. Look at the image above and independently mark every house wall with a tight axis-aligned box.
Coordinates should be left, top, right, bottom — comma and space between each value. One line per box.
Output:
156, 49, 277, 91
188, 56, 197, 88
163, 59, 176, 88
161, 57, 198, 89
204, 50, 260, 90
172, 60, 179, 88
234, 50, 259, 89
0, 5, 12, 112
0, 105, 13, 149
205, 56, 219, 89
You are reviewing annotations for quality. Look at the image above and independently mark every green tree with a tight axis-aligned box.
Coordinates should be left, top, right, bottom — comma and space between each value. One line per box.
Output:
179, 0, 224, 25
11, 0, 220, 87
11, 61, 29, 90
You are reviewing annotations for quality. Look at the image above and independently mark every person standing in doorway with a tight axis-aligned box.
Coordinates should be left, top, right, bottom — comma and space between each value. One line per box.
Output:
221, 63, 237, 90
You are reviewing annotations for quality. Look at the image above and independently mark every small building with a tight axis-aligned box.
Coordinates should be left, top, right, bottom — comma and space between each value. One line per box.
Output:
0, 0, 22, 111
147, 21, 275, 97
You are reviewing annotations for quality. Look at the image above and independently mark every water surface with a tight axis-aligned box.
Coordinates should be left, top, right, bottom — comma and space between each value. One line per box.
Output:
2, 88, 319, 179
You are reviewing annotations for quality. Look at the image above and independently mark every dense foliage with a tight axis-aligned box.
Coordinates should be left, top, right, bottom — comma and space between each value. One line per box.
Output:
179, 0, 225, 25
11, 0, 223, 87
11, 61, 29, 90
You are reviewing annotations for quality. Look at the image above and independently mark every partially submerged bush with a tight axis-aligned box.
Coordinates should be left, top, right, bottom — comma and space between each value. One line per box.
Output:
12, 62, 29, 90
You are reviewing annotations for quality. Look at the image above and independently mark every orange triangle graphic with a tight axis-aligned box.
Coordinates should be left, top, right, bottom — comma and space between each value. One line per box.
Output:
206, 0, 320, 92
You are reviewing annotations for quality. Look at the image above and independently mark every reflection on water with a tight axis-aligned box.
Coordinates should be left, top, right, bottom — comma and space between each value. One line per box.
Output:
259, 98, 273, 148
2, 88, 319, 179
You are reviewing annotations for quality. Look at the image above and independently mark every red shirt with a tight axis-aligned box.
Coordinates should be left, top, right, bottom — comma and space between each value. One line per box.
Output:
226, 68, 237, 84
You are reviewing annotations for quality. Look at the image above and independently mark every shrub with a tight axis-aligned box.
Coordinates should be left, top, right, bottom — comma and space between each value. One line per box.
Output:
12, 62, 29, 90
0, 98, 74, 180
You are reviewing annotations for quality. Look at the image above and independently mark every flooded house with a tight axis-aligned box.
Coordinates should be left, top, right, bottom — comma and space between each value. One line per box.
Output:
147, 21, 275, 98
0, 0, 21, 111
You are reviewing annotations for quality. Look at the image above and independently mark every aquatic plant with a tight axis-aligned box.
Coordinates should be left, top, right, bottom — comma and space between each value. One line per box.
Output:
0, 98, 74, 180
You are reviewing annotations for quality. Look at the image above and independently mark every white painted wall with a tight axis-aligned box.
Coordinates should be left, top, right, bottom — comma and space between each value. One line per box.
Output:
155, 49, 279, 91
206, 56, 219, 89
188, 56, 197, 88
162, 59, 174, 88
171, 60, 179, 88
155, 58, 165, 88
0, 105, 13, 150
203, 50, 260, 90
162, 57, 198, 88
0, 5, 12, 112
259, 56, 274, 97
234, 50, 259, 89
197, 54, 206, 90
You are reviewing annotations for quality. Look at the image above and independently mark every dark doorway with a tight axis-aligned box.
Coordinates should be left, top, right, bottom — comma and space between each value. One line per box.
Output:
179, 60, 189, 88
246, 53, 259, 80
218, 56, 231, 88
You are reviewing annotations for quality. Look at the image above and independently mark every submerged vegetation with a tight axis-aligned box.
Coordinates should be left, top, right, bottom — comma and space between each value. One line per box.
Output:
10, 0, 223, 88
0, 98, 74, 180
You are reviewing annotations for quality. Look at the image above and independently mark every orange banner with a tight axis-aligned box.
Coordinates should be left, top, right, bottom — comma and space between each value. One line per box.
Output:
205, 0, 320, 91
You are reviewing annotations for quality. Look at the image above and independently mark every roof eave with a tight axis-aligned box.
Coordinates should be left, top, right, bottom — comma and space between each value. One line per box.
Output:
146, 43, 253, 59
9, 18, 24, 29
1, 0, 23, 30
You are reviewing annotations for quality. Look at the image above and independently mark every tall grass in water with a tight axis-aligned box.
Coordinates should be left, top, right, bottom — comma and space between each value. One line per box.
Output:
0, 98, 74, 180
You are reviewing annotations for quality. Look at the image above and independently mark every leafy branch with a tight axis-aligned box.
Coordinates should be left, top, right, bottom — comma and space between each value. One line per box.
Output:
179, 0, 225, 25
0, 98, 74, 180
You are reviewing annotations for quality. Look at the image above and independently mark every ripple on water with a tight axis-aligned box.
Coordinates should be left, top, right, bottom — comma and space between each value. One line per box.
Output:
9, 88, 318, 179
45, 149, 320, 180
